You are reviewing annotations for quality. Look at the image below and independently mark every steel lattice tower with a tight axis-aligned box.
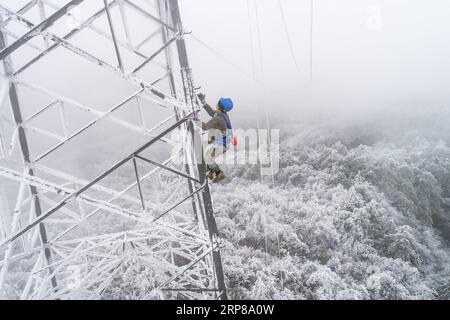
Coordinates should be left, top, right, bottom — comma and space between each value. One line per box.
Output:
0, 0, 227, 300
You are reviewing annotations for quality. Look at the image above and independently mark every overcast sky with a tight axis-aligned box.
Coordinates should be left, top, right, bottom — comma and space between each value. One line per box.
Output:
179, 0, 450, 125
3, 0, 450, 130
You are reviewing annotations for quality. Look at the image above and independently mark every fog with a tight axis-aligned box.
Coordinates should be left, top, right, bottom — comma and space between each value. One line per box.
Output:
180, 0, 450, 126
1, 0, 450, 300
1, 0, 449, 171
4, 0, 450, 128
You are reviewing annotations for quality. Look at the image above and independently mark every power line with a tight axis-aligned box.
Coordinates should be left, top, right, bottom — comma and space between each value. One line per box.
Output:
190, 33, 261, 84
277, 0, 301, 73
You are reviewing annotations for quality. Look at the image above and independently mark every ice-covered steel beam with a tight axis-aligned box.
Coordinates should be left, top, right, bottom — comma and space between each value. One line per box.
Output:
48, 157, 175, 244
118, 0, 132, 47
0, 0, 85, 60
0, 221, 209, 270
132, 157, 146, 211
151, 183, 206, 223
136, 28, 161, 51
0, 0, 224, 300
0, 165, 208, 259
167, 0, 227, 300
11, 1, 119, 76
17, 80, 176, 146
0, 0, 37, 30
131, 31, 180, 75
31, 87, 145, 164
0, 5, 185, 110
33, 163, 143, 207
41, 0, 165, 68
0, 165, 143, 221
21, 99, 59, 124
122, 0, 175, 31
103, 0, 124, 71
0, 28, 43, 52
0, 112, 193, 247
0, 21, 57, 290
157, 245, 213, 290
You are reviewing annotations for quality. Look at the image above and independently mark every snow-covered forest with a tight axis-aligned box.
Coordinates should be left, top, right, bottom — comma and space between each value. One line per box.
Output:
213, 106, 450, 300
101, 106, 450, 300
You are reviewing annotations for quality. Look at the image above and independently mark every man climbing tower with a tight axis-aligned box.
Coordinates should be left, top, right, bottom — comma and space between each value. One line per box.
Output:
193, 93, 234, 183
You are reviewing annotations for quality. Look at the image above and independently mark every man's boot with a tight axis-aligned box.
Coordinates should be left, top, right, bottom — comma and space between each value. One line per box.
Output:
207, 171, 215, 180
212, 171, 226, 183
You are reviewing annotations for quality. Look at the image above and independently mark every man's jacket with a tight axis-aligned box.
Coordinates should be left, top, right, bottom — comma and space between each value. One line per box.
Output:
201, 103, 232, 148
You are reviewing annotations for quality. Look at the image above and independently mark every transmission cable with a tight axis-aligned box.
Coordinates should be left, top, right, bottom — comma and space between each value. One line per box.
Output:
277, 0, 301, 73
190, 33, 260, 84
246, 0, 256, 78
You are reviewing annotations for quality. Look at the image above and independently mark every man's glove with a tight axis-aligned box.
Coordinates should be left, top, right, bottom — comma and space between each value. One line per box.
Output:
191, 112, 200, 121
197, 93, 206, 104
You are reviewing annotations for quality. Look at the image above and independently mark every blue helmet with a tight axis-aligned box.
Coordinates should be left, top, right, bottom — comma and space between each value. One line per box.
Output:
219, 98, 234, 112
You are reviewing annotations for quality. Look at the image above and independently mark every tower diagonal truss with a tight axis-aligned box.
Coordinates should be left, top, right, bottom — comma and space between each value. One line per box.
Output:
0, 0, 227, 300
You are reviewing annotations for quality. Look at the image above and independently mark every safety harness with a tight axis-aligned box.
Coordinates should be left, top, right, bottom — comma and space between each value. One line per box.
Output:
213, 112, 233, 150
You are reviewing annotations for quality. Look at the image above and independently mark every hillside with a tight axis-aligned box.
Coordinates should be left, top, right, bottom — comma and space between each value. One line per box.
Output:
213, 107, 450, 299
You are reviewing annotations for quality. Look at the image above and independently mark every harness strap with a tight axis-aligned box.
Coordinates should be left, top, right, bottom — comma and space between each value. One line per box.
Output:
217, 113, 233, 149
